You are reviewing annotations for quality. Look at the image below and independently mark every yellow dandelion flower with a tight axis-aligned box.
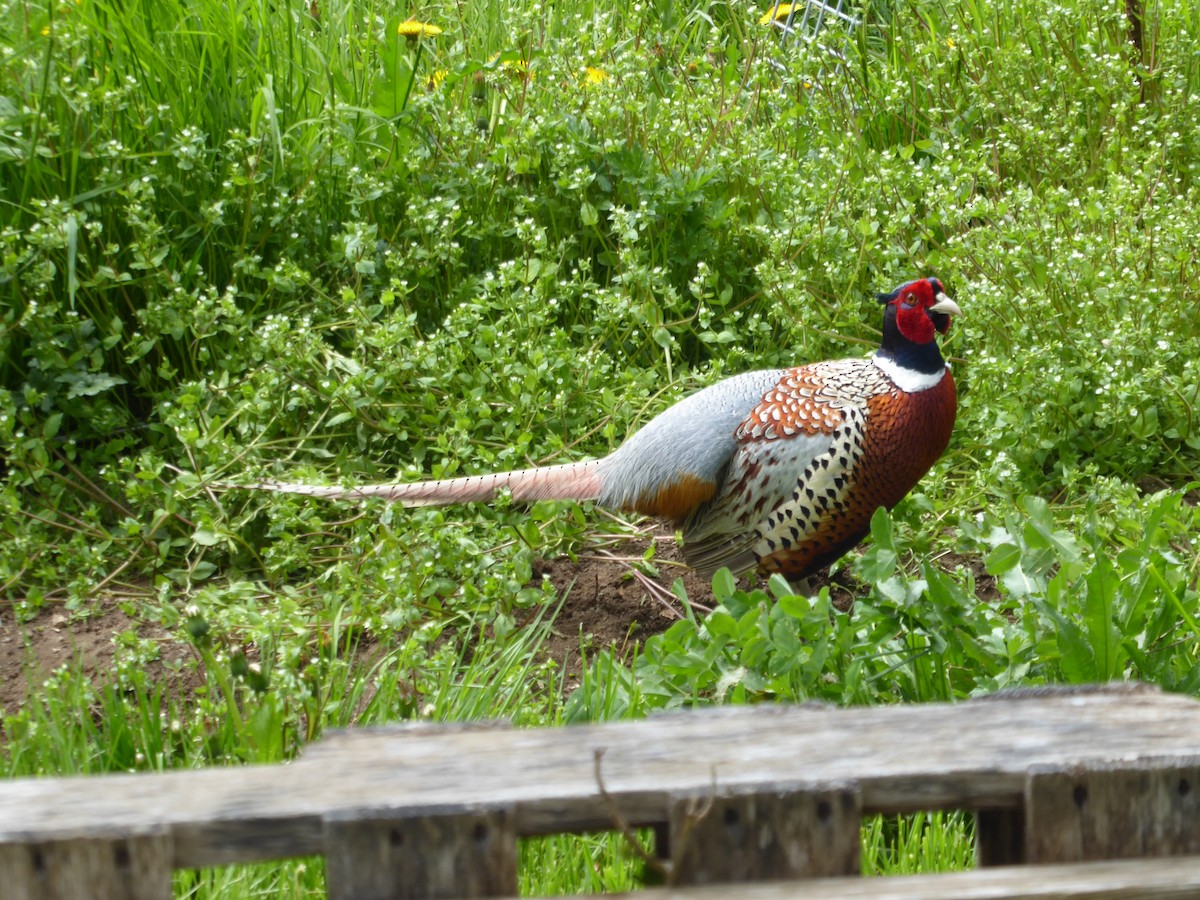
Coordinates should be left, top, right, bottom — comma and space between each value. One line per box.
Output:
759, 3, 794, 25
946, 37, 956, 48
426, 68, 448, 90
485, 52, 533, 81
502, 58, 531, 80
584, 66, 608, 85
397, 19, 442, 43
41, 25, 51, 35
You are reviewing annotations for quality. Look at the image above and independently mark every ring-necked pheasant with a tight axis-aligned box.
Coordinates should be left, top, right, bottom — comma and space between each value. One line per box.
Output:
231, 278, 960, 580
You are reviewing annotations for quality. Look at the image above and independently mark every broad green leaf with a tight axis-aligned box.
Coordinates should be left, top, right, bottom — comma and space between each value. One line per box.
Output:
711, 568, 736, 603
985, 543, 1022, 575
1082, 553, 1123, 680
191, 527, 221, 547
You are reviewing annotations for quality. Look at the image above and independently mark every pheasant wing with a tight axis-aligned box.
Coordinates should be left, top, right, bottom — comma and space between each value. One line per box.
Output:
680, 361, 878, 576
679, 428, 847, 575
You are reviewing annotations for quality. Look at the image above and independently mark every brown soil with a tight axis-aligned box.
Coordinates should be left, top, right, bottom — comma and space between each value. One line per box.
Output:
520, 535, 711, 691
519, 531, 866, 691
0, 599, 199, 717
0, 535, 1000, 717
939, 550, 1002, 605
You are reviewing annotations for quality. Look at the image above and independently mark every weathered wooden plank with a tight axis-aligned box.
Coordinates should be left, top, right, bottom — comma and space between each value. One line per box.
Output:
2, 688, 1199, 869
0, 844, 36, 900
667, 782, 860, 883
324, 808, 517, 900
0, 831, 172, 900
571, 854, 1200, 898
309, 719, 514, 758
1025, 761, 1200, 862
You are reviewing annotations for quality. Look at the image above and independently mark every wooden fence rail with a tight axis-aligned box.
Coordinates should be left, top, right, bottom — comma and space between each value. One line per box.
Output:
3, 684, 1200, 898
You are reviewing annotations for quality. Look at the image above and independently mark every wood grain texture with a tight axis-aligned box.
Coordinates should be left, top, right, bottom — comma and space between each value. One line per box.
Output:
580, 854, 1200, 899
324, 808, 517, 900
1025, 761, 1200, 863
2, 686, 1199, 871
0, 830, 172, 900
667, 782, 860, 884
0, 843, 36, 900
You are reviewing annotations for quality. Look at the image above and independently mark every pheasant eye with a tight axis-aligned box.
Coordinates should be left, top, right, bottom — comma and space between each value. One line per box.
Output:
902, 294, 916, 307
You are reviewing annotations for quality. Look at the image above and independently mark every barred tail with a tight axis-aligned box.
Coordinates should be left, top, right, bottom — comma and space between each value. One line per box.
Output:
229, 460, 606, 508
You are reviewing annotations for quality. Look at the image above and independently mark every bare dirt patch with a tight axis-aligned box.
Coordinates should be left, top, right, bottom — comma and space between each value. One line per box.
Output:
523, 536, 710, 690
938, 550, 1001, 605
0, 536, 999, 716
522, 532, 861, 689
0, 600, 198, 716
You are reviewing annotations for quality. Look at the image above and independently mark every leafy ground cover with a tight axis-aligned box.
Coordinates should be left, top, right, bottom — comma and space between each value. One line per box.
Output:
3, 0, 1200, 892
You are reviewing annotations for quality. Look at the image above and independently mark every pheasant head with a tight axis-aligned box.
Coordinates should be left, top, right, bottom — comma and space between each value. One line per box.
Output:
874, 277, 961, 378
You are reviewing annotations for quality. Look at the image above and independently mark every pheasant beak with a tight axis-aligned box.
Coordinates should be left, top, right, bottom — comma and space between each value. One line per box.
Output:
928, 292, 960, 335
929, 294, 962, 318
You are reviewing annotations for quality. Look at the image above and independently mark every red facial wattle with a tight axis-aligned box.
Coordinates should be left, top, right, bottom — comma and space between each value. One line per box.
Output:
893, 282, 939, 345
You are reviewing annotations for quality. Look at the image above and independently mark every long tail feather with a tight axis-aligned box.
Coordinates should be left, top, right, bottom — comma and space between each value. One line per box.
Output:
226, 460, 605, 508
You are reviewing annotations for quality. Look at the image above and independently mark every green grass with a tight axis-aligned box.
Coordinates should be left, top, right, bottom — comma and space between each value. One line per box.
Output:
4, 0, 1200, 893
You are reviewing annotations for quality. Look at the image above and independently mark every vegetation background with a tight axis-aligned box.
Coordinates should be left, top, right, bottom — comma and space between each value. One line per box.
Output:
3, 0, 1200, 892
